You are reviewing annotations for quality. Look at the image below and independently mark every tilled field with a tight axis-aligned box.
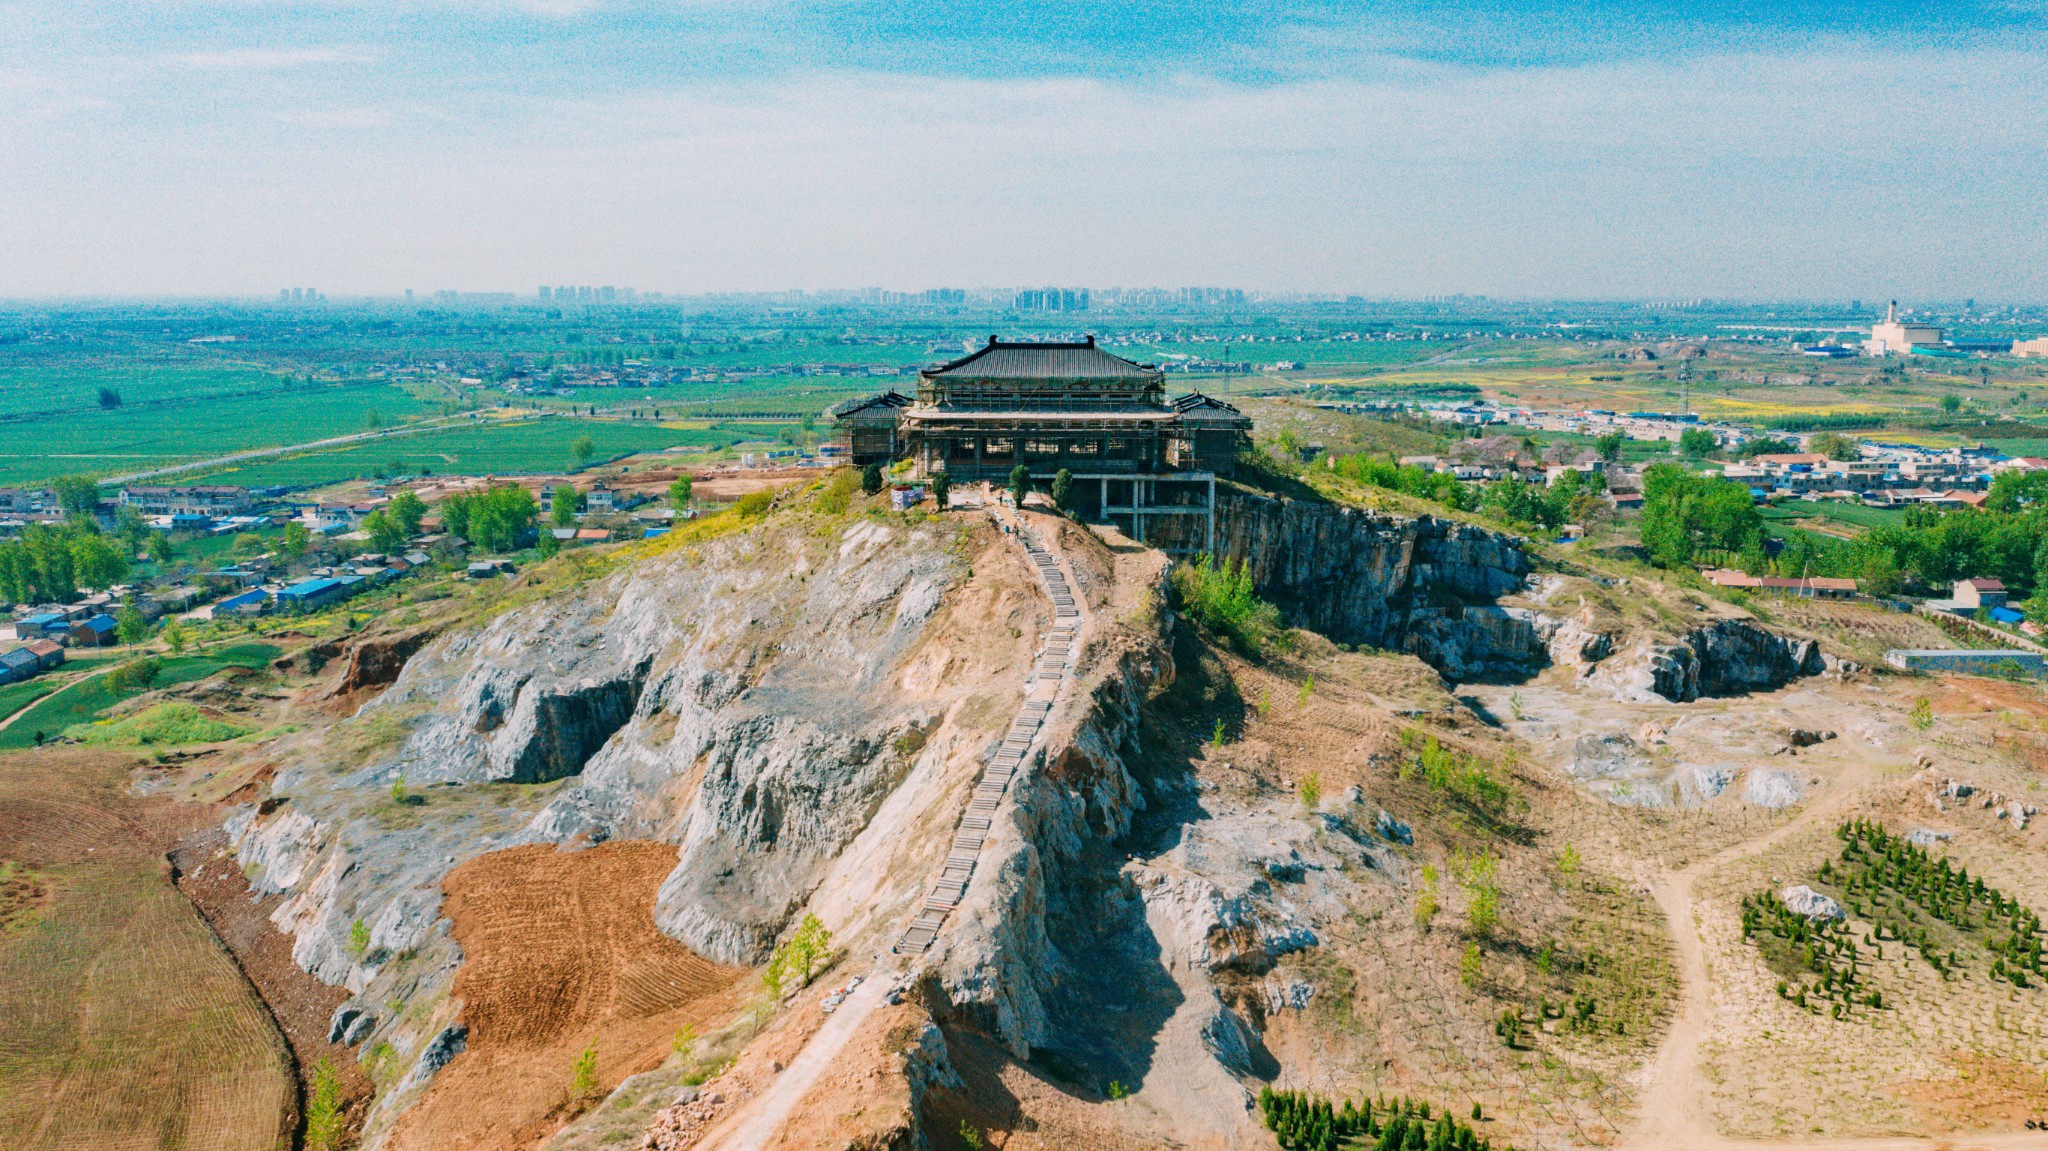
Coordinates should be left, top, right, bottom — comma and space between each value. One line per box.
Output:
383, 840, 747, 1151
0, 748, 293, 1151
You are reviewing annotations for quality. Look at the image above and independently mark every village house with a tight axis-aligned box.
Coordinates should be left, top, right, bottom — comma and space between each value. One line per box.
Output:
1953, 578, 2008, 610
117, 485, 253, 517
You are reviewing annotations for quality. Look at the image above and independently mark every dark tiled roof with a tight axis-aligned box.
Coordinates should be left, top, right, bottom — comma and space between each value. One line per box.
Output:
827, 390, 912, 418
924, 337, 1157, 381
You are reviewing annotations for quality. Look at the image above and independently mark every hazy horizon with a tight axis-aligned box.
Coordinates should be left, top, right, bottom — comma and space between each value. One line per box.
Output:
6, 0, 2046, 301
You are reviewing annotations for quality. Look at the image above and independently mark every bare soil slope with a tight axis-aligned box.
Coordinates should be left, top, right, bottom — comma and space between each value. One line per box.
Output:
0, 748, 294, 1151
385, 840, 748, 1151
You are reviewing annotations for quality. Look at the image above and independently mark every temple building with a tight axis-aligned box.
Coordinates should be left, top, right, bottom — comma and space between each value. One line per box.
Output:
829, 336, 1251, 548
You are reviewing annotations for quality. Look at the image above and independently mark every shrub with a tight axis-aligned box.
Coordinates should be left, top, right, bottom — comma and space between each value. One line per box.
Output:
735, 489, 776, 519
570, 1036, 599, 1098
928, 472, 951, 511
1909, 697, 1933, 730
103, 656, 163, 694
1399, 728, 1512, 812
765, 913, 833, 995
1169, 555, 1283, 655
348, 918, 370, 957
1297, 771, 1322, 812
860, 464, 884, 495
304, 1058, 344, 1150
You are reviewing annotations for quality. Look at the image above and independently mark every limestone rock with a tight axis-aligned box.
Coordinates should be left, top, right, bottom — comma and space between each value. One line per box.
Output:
1780, 885, 1844, 920
1374, 809, 1412, 845
1743, 768, 1804, 809
397, 1024, 467, 1095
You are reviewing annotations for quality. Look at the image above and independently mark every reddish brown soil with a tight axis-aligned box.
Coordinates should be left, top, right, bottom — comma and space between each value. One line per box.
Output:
171, 826, 376, 1144
384, 841, 749, 1151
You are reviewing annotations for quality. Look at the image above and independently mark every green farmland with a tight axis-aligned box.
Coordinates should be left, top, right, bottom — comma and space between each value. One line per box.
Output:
1759, 499, 1908, 537
0, 372, 434, 485
180, 417, 795, 487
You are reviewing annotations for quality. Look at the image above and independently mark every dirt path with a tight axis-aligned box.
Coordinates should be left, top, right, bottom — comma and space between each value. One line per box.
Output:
1612, 754, 2039, 1151
702, 976, 894, 1151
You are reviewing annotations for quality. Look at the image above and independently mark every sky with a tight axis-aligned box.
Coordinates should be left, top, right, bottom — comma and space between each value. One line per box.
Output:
2, 0, 2046, 300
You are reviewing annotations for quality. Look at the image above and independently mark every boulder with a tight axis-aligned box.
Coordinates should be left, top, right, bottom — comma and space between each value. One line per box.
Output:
396, 1024, 467, 1095
1743, 768, 1804, 809
1374, 809, 1412, 845
1780, 885, 1844, 921
327, 1005, 363, 1045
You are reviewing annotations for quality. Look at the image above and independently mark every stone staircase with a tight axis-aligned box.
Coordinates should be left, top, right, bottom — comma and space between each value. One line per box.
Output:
893, 517, 1081, 957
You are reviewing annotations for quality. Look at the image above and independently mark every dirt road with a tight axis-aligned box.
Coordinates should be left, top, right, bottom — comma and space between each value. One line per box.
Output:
1618, 754, 2048, 1151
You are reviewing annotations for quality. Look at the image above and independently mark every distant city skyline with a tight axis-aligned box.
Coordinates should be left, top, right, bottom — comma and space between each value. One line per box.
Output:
4, 1, 2045, 300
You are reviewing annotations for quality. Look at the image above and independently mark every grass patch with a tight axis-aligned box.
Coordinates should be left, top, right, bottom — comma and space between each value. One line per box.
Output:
0, 679, 59, 723
0, 644, 279, 750
63, 702, 250, 747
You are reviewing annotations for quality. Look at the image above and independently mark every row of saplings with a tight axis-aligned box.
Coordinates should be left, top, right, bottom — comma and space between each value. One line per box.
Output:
1740, 891, 1881, 1018
1259, 1089, 1513, 1151
1741, 819, 2045, 1019
1825, 818, 2043, 985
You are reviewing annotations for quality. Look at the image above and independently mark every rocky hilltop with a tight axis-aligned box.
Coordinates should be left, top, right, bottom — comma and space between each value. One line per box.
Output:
211, 489, 1853, 1151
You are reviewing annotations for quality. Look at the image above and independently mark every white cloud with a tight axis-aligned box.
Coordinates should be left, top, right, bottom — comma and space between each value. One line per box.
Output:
1, 44, 2044, 298
168, 47, 371, 69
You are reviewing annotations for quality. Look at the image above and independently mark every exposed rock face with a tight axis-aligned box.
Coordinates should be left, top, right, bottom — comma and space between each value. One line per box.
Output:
327, 624, 445, 698
221, 515, 1027, 1143
1150, 493, 1543, 679
1590, 620, 1826, 703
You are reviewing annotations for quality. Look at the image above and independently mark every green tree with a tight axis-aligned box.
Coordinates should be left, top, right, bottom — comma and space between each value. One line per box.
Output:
861, 463, 885, 495
571, 435, 596, 465
1940, 393, 1963, 413
928, 471, 951, 511
1807, 431, 1861, 461
115, 505, 150, 554
1637, 463, 1762, 568
50, 475, 100, 517
162, 617, 187, 654
363, 510, 407, 553
146, 532, 173, 564
1594, 432, 1626, 461
570, 1036, 599, 1098
304, 1058, 344, 1151
550, 489, 579, 528
450, 484, 539, 552
281, 520, 311, 559
1008, 464, 1030, 509
1678, 427, 1718, 457
364, 408, 383, 431
1050, 468, 1074, 514
115, 597, 150, 645
388, 489, 428, 535
70, 531, 129, 590
667, 474, 694, 509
